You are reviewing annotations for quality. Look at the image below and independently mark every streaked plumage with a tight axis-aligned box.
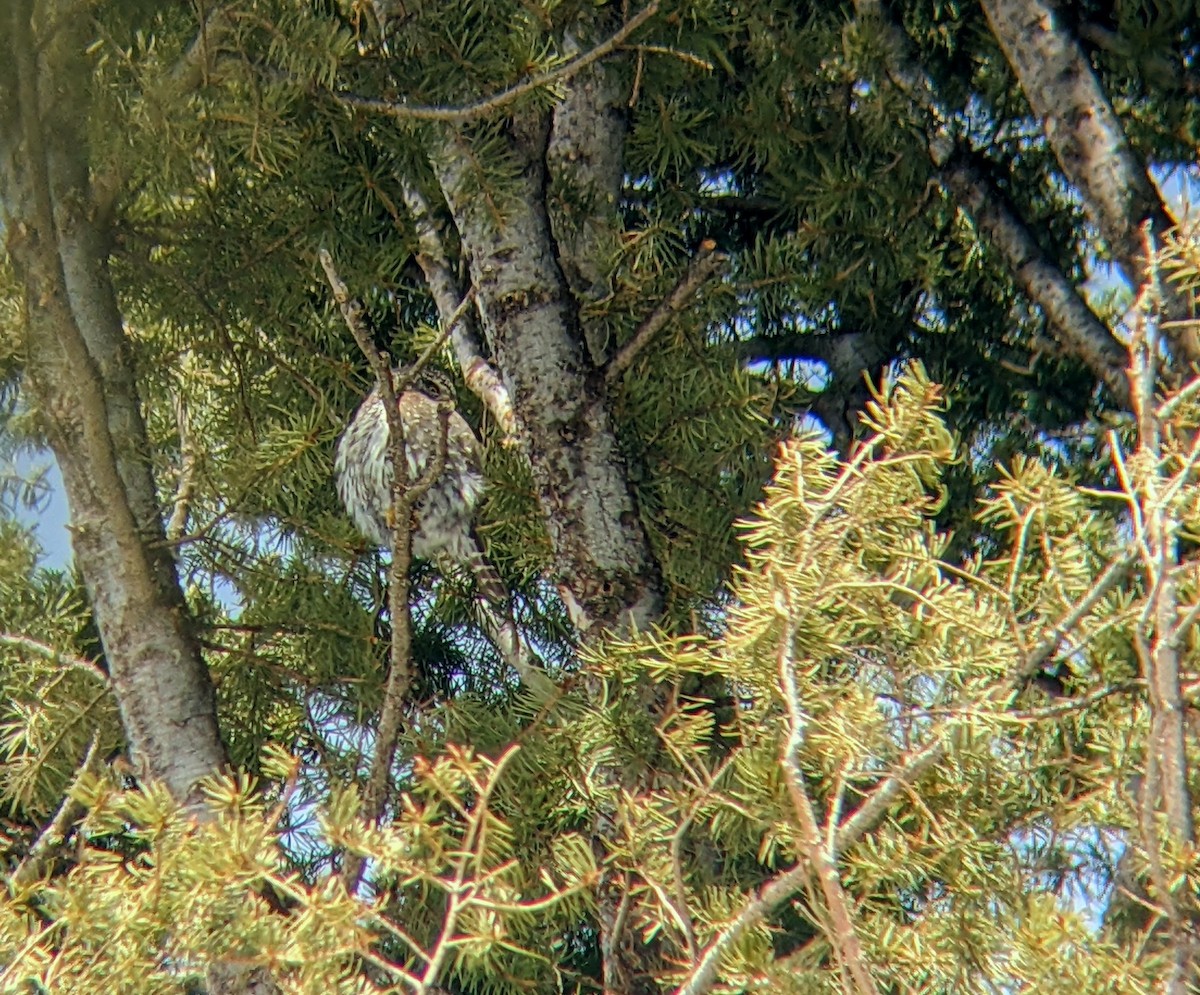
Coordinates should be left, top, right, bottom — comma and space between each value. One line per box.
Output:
335, 375, 505, 602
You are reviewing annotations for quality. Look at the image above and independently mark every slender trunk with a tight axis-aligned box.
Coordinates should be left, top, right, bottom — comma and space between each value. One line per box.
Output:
0, 0, 225, 805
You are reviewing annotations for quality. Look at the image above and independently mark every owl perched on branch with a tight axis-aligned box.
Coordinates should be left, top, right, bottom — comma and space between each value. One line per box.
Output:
334, 370, 506, 604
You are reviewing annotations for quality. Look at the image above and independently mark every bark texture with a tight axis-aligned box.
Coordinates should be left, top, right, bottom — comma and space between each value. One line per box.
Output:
980, 0, 1197, 359
428, 110, 662, 636
0, 0, 225, 805
857, 0, 1130, 405
939, 155, 1130, 404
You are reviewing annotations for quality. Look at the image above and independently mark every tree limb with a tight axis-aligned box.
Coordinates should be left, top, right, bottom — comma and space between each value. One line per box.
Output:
854, 0, 1130, 406
329, 3, 660, 124
606, 241, 728, 384
397, 178, 516, 437
979, 0, 1198, 363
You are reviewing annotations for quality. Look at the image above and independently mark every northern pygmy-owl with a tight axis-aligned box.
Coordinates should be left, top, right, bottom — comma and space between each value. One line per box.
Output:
335, 371, 505, 603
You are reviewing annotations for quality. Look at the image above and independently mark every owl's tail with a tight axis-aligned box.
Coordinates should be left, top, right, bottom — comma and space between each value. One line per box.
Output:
463, 544, 508, 606
457, 536, 554, 697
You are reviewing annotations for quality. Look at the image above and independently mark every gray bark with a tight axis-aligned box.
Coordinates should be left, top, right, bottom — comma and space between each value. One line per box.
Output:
428, 116, 662, 635
545, 43, 627, 366
980, 0, 1197, 361
0, 0, 225, 806
938, 155, 1130, 404
855, 0, 1130, 406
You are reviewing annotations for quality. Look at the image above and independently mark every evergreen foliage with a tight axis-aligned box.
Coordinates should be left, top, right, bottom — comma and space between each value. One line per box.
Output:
2, 0, 1199, 992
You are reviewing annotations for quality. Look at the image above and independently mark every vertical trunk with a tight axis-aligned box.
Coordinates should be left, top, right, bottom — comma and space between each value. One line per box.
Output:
429, 115, 662, 635
0, 0, 225, 805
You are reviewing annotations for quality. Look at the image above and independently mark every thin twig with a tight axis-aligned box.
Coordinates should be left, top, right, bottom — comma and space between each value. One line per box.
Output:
166, 364, 199, 543
0, 633, 109, 685
11, 736, 103, 890
605, 241, 728, 384
330, 3, 660, 125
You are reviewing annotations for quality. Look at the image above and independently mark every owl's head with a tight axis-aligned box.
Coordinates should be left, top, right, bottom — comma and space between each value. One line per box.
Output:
395, 364, 455, 402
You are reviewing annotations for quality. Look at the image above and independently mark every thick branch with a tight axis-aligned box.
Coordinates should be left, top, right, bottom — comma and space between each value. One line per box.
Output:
854, 0, 1130, 406
939, 155, 1130, 405
979, 0, 1197, 361
1124, 247, 1196, 992
428, 123, 663, 635
544, 30, 630, 367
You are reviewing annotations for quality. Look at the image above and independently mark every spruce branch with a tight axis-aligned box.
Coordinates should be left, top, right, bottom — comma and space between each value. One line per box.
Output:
605, 241, 728, 384
329, 2, 660, 124
831, 544, 1136, 858
10, 735, 102, 891
776, 615, 880, 995
673, 860, 811, 995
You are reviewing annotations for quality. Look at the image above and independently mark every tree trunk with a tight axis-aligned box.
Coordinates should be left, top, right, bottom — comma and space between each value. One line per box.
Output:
0, 0, 225, 806
428, 111, 663, 636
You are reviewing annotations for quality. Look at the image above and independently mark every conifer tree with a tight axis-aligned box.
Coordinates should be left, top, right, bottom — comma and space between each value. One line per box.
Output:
2, 1, 1199, 993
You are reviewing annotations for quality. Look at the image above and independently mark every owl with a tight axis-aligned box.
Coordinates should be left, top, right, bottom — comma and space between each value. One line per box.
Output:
335, 371, 505, 603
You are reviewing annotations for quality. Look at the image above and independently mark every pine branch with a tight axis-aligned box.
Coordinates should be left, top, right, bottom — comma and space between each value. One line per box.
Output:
605, 241, 728, 384
776, 618, 880, 995
330, 2, 660, 124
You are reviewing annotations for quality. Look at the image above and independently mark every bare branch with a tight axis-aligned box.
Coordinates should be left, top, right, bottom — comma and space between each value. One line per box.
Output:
395, 180, 517, 437
606, 241, 728, 384
776, 618, 880, 995
330, 3, 660, 125
321, 249, 481, 892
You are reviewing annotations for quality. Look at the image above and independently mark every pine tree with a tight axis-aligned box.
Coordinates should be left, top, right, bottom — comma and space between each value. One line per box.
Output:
2, 1, 1199, 993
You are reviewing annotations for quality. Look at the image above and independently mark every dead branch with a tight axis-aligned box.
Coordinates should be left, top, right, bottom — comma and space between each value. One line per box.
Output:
605, 241, 728, 384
